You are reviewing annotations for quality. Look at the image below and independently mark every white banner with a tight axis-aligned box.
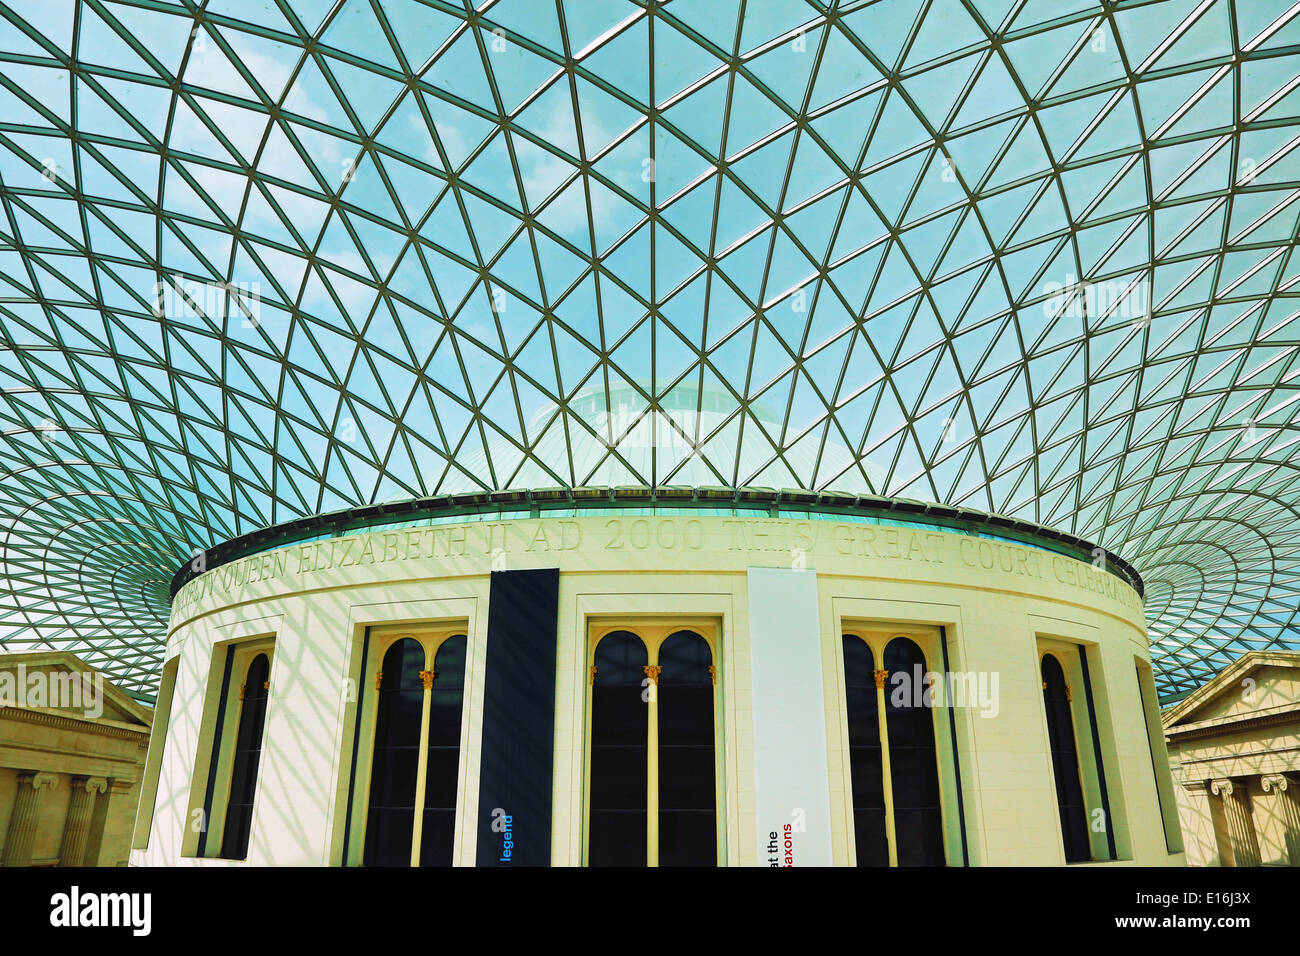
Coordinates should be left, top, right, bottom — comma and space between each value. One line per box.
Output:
747, 567, 834, 866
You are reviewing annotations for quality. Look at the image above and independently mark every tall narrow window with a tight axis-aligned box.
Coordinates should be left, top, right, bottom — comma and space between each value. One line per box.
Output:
657, 630, 716, 867
884, 637, 945, 866
220, 653, 270, 860
133, 655, 179, 850
1042, 653, 1090, 862
1135, 660, 1183, 854
588, 631, 648, 866
586, 623, 722, 867
842, 630, 947, 866
842, 635, 888, 866
590, 629, 722, 868
189, 638, 276, 860
420, 635, 466, 867
365, 639, 424, 866
353, 628, 470, 867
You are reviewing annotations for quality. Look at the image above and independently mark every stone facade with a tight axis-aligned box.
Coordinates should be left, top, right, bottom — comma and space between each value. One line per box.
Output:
135, 512, 1183, 866
1164, 650, 1300, 866
0, 652, 152, 866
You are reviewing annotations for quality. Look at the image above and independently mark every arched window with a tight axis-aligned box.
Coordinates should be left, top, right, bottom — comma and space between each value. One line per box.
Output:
883, 637, 944, 866
1042, 653, 1090, 862
349, 629, 469, 868
841, 631, 947, 866
586, 622, 721, 866
420, 634, 466, 867
588, 631, 648, 867
657, 630, 716, 867
842, 635, 887, 866
365, 638, 425, 867
220, 653, 270, 860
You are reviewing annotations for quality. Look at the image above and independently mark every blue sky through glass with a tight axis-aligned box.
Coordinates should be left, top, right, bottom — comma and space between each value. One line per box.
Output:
1, 0, 1299, 699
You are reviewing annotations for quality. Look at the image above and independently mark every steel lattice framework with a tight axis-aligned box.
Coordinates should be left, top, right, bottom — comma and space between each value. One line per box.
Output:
1, 0, 1299, 701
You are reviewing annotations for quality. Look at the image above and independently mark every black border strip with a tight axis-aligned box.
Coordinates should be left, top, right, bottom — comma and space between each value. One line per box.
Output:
939, 625, 969, 866
169, 486, 1144, 599
197, 645, 234, 858
1079, 645, 1117, 861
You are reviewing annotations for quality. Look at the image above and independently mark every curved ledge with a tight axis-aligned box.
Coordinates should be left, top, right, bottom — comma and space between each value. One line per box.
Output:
169, 486, 1144, 600
167, 486, 1144, 598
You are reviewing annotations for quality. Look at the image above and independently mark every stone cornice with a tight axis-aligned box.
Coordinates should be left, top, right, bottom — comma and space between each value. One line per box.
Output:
1164, 704, 1300, 742
1170, 742, 1300, 777
0, 705, 150, 741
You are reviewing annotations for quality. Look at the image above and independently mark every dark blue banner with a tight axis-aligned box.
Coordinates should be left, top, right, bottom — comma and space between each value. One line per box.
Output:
476, 567, 559, 866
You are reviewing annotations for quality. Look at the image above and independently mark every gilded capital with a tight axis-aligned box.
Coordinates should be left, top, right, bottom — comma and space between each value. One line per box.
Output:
375, 671, 383, 691
707, 664, 717, 685
589, 665, 597, 685
419, 669, 437, 690
873, 669, 889, 690
643, 664, 662, 685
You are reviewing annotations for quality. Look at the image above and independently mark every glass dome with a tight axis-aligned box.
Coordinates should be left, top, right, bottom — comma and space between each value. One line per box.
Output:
0, 0, 1298, 700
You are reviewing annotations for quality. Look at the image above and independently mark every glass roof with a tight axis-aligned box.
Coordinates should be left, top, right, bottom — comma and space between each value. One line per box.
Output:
1, 0, 1298, 702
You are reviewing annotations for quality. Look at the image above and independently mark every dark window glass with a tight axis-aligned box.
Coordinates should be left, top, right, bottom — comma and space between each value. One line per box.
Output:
588, 631, 647, 866
220, 653, 270, 860
658, 630, 716, 867
884, 638, 945, 866
365, 639, 425, 867
1043, 654, 1090, 862
421, 635, 466, 867
842, 636, 888, 866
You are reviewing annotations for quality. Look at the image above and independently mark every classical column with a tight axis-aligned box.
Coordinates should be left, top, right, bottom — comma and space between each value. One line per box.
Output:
644, 663, 662, 868
874, 668, 897, 868
2, 772, 58, 866
409, 666, 437, 867
1210, 778, 1261, 867
58, 776, 107, 866
1261, 775, 1300, 866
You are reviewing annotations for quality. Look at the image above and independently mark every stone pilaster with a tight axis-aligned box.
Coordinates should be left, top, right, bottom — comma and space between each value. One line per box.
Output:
58, 776, 107, 866
1178, 780, 1220, 866
83, 778, 137, 866
1210, 777, 1261, 867
1260, 774, 1300, 866
2, 771, 58, 866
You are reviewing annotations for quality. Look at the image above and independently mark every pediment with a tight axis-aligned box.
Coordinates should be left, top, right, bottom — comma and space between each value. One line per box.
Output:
1164, 651, 1300, 731
0, 651, 152, 728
